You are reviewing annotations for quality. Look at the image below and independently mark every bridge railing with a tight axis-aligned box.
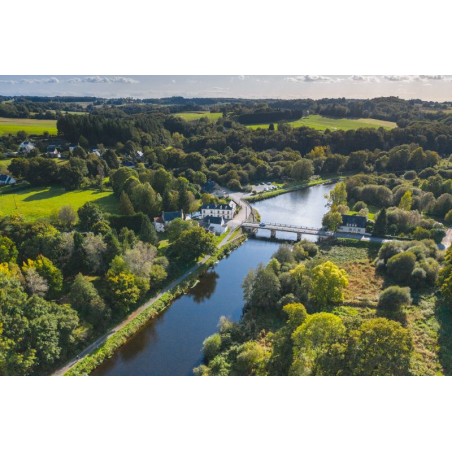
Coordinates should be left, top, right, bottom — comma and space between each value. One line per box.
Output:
242, 221, 325, 232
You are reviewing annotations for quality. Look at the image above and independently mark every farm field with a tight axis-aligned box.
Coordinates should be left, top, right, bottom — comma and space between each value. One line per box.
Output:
174, 111, 222, 122
0, 118, 58, 136
247, 115, 397, 131
0, 185, 118, 221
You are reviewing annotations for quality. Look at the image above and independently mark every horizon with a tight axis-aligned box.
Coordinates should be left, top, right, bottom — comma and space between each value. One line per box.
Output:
2, 75, 452, 101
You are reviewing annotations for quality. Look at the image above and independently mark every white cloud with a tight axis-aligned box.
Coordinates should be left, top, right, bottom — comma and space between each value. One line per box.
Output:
284, 75, 336, 83
349, 75, 380, 83
67, 76, 139, 84
0, 77, 60, 84
383, 75, 412, 82
413, 75, 447, 82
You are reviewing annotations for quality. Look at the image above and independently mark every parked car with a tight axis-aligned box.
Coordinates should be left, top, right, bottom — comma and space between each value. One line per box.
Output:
259, 222, 266, 227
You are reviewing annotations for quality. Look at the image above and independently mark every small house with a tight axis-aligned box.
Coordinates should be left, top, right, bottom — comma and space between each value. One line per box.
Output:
0, 174, 16, 185
153, 217, 165, 233
202, 180, 218, 193
19, 141, 35, 153
153, 210, 185, 232
203, 216, 228, 235
337, 214, 367, 235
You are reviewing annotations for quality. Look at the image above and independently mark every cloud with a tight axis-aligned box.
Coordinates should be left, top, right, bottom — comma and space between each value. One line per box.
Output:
413, 75, 447, 81
349, 75, 380, 83
0, 77, 60, 84
284, 75, 336, 83
67, 76, 139, 84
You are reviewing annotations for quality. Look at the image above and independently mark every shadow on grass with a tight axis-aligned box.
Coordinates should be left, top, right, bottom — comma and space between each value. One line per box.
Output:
22, 186, 66, 202
92, 193, 118, 214
435, 299, 452, 375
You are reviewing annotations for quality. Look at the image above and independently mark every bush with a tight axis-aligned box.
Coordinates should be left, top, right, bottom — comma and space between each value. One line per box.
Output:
353, 201, 367, 211
445, 209, 452, 223
202, 333, 221, 363
378, 286, 412, 311
386, 251, 416, 283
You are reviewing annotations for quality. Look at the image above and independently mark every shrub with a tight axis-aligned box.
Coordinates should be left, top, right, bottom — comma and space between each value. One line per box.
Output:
202, 333, 221, 363
353, 201, 367, 211
386, 252, 416, 283
378, 286, 412, 310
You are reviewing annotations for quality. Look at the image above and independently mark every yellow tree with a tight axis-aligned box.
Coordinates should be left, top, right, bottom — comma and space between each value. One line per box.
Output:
310, 261, 348, 305
325, 182, 347, 207
398, 190, 412, 211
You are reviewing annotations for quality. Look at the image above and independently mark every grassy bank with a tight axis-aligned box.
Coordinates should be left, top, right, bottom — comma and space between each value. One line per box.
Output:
64, 235, 247, 376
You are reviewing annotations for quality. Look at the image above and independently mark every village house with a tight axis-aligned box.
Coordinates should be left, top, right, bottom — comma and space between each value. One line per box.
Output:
69, 143, 78, 151
153, 210, 185, 232
19, 141, 35, 153
201, 180, 218, 193
0, 174, 16, 185
203, 216, 228, 235
201, 201, 236, 220
337, 214, 368, 235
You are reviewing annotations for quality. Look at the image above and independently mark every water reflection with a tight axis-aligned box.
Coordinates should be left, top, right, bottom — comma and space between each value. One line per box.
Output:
92, 184, 332, 376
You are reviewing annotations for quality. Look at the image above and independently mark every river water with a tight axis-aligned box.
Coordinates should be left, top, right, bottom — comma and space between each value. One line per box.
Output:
92, 183, 332, 376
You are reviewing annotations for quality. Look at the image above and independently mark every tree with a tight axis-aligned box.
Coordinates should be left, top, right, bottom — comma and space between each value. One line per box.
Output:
398, 190, 412, 211
60, 158, 88, 190
172, 227, 216, 263
373, 207, 387, 237
22, 255, 63, 299
325, 182, 347, 207
242, 264, 281, 311
166, 217, 194, 241
23, 267, 48, 297
119, 192, 135, 215
139, 215, 158, 245
77, 202, 104, 231
123, 241, 157, 278
104, 149, 120, 170
386, 252, 416, 283
131, 182, 161, 217
347, 318, 412, 376
202, 333, 221, 363
58, 205, 77, 229
322, 208, 343, 232
378, 286, 412, 311
111, 167, 139, 196
290, 158, 314, 181
291, 313, 347, 375
0, 235, 18, 263
310, 261, 348, 305
72, 146, 87, 159
82, 233, 107, 274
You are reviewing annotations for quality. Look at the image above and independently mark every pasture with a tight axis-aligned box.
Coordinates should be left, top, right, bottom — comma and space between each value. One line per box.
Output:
246, 115, 397, 131
0, 185, 118, 221
0, 118, 58, 136
174, 111, 222, 122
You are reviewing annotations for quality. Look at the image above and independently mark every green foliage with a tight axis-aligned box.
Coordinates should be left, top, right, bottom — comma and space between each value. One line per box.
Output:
373, 208, 387, 237
171, 227, 216, 264
0, 235, 18, 263
322, 208, 343, 232
119, 191, 135, 215
22, 255, 63, 299
378, 286, 412, 311
202, 333, 222, 363
290, 158, 314, 181
398, 190, 412, 211
139, 215, 158, 245
386, 252, 416, 283
77, 202, 104, 231
310, 261, 348, 305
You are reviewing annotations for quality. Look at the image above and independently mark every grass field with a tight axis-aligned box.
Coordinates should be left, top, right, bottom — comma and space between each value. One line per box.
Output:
0, 159, 12, 169
246, 115, 397, 131
0, 185, 118, 221
0, 118, 58, 136
174, 111, 222, 122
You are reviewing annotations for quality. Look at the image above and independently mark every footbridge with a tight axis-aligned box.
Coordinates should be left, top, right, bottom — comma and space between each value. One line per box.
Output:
241, 221, 333, 241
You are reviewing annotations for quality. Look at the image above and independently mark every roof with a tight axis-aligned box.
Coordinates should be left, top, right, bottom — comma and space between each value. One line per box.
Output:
204, 216, 224, 225
162, 211, 183, 222
153, 217, 164, 224
0, 175, 10, 182
201, 203, 233, 211
341, 214, 367, 229
202, 180, 217, 192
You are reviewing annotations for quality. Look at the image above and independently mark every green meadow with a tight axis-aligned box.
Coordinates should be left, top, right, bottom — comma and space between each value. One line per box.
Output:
0, 118, 58, 136
247, 115, 397, 131
0, 185, 119, 221
174, 111, 223, 122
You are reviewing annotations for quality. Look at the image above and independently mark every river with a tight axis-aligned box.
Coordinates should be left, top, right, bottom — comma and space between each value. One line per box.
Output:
92, 183, 332, 376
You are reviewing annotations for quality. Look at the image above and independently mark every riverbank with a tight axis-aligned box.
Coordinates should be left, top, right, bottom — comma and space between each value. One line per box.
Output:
244, 177, 342, 203
62, 235, 247, 376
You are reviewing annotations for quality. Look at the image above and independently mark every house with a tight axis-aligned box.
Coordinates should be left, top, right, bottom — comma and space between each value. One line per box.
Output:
90, 149, 101, 157
135, 150, 144, 161
202, 180, 218, 193
153, 210, 185, 232
153, 217, 165, 233
47, 149, 61, 159
122, 160, 135, 169
203, 216, 228, 235
337, 214, 368, 235
69, 143, 78, 151
19, 141, 35, 153
0, 174, 16, 185
201, 201, 236, 220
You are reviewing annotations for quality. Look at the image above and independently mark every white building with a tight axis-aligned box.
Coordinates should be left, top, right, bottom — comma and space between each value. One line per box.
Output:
0, 175, 16, 185
204, 216, 228, 235
337, 214, 368, 235
201, 201, 236, 220
19, 141, 35, 153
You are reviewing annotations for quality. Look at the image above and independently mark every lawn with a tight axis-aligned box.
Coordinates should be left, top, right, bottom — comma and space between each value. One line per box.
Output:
246, 115, 397, 131
0, 118, 58, 136
0, 185, 118, 221
174, 111, 222, 122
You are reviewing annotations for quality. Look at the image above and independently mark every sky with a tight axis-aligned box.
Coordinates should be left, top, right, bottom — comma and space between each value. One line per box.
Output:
1, 75, 452, 101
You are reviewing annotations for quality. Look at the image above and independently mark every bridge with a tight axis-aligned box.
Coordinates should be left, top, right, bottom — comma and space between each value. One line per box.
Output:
241, 221, 333, 241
